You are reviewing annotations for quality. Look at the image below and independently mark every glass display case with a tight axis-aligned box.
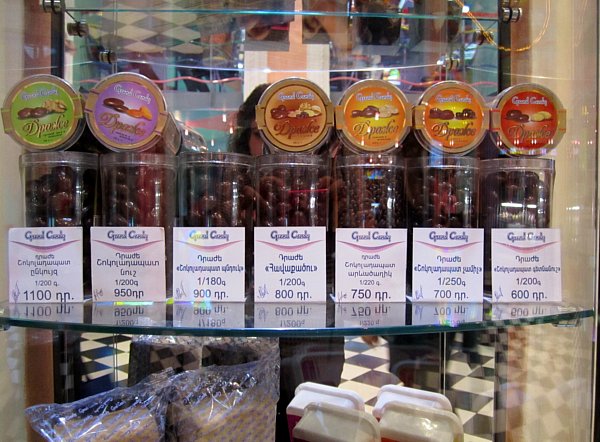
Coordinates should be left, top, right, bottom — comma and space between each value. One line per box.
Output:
0, 1, 597, 441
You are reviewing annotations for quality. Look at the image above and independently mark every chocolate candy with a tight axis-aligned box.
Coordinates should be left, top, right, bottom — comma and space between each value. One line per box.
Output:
31, 107, 48, 118
406, 157, 478, 229
178, 153, 254, 228
17, 108, 33, 119
256, 155, 329, 227
505, 109, 530, 122
103, 97, 126, 109
335, 155, 405, 228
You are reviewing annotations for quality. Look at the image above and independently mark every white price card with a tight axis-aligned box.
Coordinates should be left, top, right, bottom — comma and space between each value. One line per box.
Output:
173, 302, 245, 329
412, 228, 484, 303
91, 227, 166, 302
8, 303, 84, 323
92, 302, 166, 327
254, 303, 326, 329
411, 303, 483, 327
335, 303, 406, 329
254, 227, 326, 303
172, 227, 246, 302
335, 228, 407, 303
491, 228, 562, 303
8, 227, 84, 303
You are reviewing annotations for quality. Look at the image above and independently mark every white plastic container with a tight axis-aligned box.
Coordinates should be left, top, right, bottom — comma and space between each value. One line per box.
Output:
372, 384, 453, 420
379, 402, 464, 442
292, 403, 379, 442
287, 382, 365, 440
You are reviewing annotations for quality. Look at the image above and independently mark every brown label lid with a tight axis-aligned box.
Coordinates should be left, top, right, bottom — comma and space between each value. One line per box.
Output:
255, 78, 334, 153
85, 72, 169, 152
335, 79, 411, 153
2, 74, 84, 151
490, 83, 566, 156
414, 81, 489, 155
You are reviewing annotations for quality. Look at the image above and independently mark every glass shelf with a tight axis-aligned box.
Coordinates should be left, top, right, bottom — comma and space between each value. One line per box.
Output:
64, 1, 499, 22
0, 300, 592, 337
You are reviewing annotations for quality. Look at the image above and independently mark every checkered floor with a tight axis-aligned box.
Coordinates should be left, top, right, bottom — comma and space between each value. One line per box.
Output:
78, 331, 497, 441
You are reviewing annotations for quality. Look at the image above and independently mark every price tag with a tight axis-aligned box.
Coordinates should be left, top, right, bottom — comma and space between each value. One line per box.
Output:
91, 227, 166, 302
254, 303, 326, 328
254, 227, 326, 303
92, 302, 166, 327
491, 228, 562, 303
411, 303, 483, 326
335, 228, 407, 303
8, 227, 83, 303
335, 303, 406, 328
173, 302, 245, 329
172, 227, 246, 302
411, 228, 484, 303
8, 303, 84, 323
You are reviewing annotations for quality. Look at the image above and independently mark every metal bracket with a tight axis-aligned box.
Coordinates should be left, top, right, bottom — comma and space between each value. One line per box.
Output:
502, 7, 523, 23
99, 50, 117, 64
41, 0, 64, 14
439, 54, 461, 72
553, 318, 581, 328
67, 21, 89, 37
474, 30, 494, 46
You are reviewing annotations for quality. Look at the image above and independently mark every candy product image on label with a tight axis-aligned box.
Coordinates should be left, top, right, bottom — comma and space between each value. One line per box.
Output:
2, 75, 85, 151
490, 83, 566, 156
85, 73, 176, 153
414, 81, 489, 155
335, 79, 411, 153
255, 78, 334, 153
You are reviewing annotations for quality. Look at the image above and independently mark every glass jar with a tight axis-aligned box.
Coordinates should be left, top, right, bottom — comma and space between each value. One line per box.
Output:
256, 154, 330, 227
335, 154, 405, 228
406, 156, 479, 229
178, 152, 254, 228
479, 158, 555, 288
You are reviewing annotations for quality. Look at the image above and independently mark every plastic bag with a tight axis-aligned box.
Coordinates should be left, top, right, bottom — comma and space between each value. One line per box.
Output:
26, 370, 172, 442
167, 337, 280, 442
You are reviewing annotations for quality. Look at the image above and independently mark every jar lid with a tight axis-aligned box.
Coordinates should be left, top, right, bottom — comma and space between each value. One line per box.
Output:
490, 83, 566, 156
335, 79, 411, 153
255, 78, 334, 153
100, 152, 177, 169
85, 73, 169, 152
2, 74, 85, 151
336, 153, 403, 168
413, 81, 489, 155
19, 151, 98, 169
178, 151, 254, 167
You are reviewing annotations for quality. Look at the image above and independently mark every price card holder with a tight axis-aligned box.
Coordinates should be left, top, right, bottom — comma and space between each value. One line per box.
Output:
92, 302, 166, 327
173, 302, 245, 329
8, 303, 84, 323
335, 228, 407, 303
335, 303, 406, 329
254, 303, 326, 328
91, 227, 166, 302
9, 227, 84, 303
491, 228, 562, 303
254, 227, 326, 303
172, 227, 246, 302
411, 228, 484, 303
411, 303, 483, 326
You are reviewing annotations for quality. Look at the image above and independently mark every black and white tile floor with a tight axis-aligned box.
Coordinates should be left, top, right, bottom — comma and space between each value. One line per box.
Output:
78, 331, 497, 441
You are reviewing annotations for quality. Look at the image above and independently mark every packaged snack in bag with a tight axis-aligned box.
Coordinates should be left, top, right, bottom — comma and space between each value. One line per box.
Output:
26, 370, 172, 442
167, 338, 279, 442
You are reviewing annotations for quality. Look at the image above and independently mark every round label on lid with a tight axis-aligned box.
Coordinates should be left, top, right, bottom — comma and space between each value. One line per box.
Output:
85, 73, 166, 151
336, 80, 410, 153
1, 75, 83, 151
415, 81, 488, 155
256, 78, 333, 153
491, 84, 566, 156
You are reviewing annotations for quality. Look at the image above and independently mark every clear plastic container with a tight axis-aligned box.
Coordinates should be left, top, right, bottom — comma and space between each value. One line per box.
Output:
379, 402, 464, 442
292, 403, 379, 442
406, 156, 479, 229
335, 154, 405, 228
479, 158, 555, 288
178, 152, 254, 228
256, 154, 330, 227
20, 151, 99, 290
287, 382, 365, 440
372, 385, 453, 420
